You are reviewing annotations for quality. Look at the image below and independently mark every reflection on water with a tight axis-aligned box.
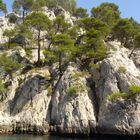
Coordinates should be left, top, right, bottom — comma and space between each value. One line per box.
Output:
0, 135, 138, 140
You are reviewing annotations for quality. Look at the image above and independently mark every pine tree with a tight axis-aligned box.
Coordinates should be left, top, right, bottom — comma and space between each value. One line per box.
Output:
46, 15, 70, 50
74, 7, 88, 18
75, 17, 110, 68
13, 0, 34, 22
25, 12, 52, 66
129, 32, 140, 58
91, 2, 120, 27
31, 0, 46, 12
0, 55, 23, 79
112, 18, 134, 47
44, 34, 74, 76
3, 29, 16, 49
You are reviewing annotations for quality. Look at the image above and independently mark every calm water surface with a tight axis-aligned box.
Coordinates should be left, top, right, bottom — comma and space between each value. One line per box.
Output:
0, 135, 138, 140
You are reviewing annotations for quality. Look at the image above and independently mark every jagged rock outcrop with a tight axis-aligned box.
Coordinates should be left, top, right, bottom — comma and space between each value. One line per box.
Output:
0, 65, 96, 135
96, 41, 140, 135
132, 49, 140, 68
0, 68, 51, 134
52, 6, 76, 26
50, 66, 96, 134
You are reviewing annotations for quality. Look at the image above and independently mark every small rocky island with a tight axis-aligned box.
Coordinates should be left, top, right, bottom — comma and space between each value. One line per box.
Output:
0, 0, 140, 136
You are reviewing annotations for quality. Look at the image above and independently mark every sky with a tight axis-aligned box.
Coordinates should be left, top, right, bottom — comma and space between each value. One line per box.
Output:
1, 0, 140, 23
77, 0, 140, 22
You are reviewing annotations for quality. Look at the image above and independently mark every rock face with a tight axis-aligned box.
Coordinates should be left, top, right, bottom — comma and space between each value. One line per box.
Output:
0, 68, 51, 134
132, 49, 140, 68
0, 65, 96, 135
97, 41, 140, 135
50, 66, 96, 134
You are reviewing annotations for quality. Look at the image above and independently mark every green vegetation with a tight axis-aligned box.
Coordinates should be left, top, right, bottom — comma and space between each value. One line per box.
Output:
13, 0, 77, 18
45, 33, 74, 75
91, 3, 120, 27
25, 12, 52, 66
3, 1, 139, 70
108, 92, 129, 101
89, 62, 100, 70
112, 19, 134, 47
0, 0, 7, 13
76, 17, 110, 68
46, 0, 77, 14
67, 83, 87, 96
72, 71, 89, 79
129, 32, 140, 58
14, 24, 34, 47
31, 0, 46, 12
108, 85, 140, 101
0, 55, 23, 78
13, 0, 34, 22
74, 7, 88, 18
47, 85, 53, 96
118, 66, 126, 73
3, 29, 16, 49
67, 85, 78, 95
73, 71, 83, 79
129, 85, 140, 95
24, 48, 32, 58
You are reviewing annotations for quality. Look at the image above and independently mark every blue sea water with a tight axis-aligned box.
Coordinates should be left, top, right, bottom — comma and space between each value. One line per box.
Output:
0, 135, 138, 140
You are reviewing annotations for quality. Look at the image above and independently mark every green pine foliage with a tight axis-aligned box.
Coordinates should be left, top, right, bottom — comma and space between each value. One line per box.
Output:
3, 29, 16, 49
25, 12, 52, 65
0, 55, 23, 77
0, 0, 7, 13
91, 2, 120, 27
44, 34, 74, 75
75, 17, 110, 67
74, 7, 88, 18
13, 0, 34, 22
112, 18, 134, 47
108, 92, 129, 101
46, 0, 77, 14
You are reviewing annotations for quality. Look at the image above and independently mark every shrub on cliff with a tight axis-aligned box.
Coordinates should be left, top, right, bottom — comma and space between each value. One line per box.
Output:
108, 92, 129, 101
108, 85, 140, 101
0, 55, 23, 78
129, 85, 140, 95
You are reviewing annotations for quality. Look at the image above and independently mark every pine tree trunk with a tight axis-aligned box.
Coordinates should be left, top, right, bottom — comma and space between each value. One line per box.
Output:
48, 41, 52, 50
129, 47, 136, 58
37, 29, 41, 66
22, 10, 25, 23
8, 37, 11, 49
